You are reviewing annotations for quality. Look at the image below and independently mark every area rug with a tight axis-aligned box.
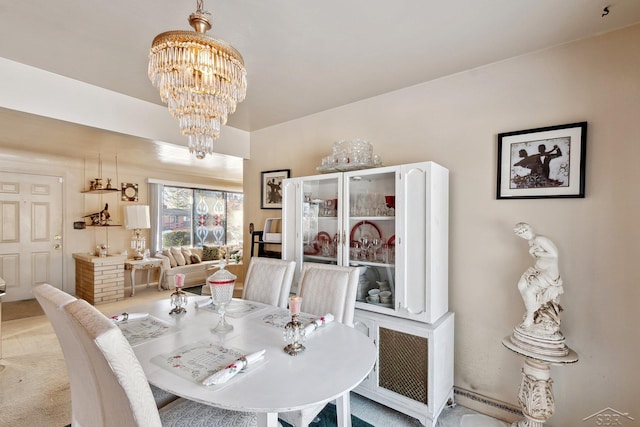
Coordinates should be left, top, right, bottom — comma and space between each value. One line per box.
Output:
279, 404, 374, 427
184, 285, 204, 295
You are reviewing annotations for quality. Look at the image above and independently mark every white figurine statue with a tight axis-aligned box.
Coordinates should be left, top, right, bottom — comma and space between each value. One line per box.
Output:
513, 223, 564, 334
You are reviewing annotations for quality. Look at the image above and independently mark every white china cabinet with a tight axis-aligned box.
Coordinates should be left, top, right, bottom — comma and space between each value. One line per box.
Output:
282, 161, 453, 426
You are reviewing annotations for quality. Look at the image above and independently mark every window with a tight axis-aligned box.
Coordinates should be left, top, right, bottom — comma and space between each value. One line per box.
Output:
160, 186, 243, 248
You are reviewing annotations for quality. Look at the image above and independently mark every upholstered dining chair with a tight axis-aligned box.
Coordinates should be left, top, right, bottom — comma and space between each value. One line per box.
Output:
278, 263, 359, 426
202, 257, 295, 308
34, 283, 97, 426
34, 284, 177, 412
241, 257, 296, 307
34, 284, 259, 427
296, 262, 359, 326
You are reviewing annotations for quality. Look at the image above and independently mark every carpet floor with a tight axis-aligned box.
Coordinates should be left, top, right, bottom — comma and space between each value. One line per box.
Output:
280, 404, 373, 427
1, 298, 44, 321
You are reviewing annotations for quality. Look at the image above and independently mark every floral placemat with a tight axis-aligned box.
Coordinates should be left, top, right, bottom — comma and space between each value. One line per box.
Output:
117, 315, 178, 346
262, 308, 316, 329
151, 341, 253, 385
203, 299, 266, 318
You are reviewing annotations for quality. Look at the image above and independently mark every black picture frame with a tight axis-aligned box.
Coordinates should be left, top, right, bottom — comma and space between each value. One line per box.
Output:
261, 169, 290, 209
497, 122, 587, 199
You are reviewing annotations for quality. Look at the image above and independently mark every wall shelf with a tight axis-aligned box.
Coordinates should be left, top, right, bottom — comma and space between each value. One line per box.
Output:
81, 155, 120, 229
81, 189, 120, 194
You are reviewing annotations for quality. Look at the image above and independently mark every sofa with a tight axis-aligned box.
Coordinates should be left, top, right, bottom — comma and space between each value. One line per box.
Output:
154, 245, 242, 290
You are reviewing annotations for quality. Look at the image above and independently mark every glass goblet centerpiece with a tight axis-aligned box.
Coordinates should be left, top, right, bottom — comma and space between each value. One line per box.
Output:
207, 262, 237, 333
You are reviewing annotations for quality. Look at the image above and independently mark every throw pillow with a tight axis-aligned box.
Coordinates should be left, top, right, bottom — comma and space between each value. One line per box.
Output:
202, 245, 220, 261
190, 254, 201, 264
170, 247, 186, 266
163, 249, 177, 268
182, 247, 193, 265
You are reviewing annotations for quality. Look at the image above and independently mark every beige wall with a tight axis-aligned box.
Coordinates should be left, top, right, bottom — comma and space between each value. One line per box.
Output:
244, 24, 640, 425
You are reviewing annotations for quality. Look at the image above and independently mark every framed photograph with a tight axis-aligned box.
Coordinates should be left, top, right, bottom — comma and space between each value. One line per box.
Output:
497, 122, 587, 199
261, 169, 290, 209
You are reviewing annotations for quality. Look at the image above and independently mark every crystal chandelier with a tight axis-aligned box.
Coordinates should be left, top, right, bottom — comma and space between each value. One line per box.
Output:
148, 0, 247, 159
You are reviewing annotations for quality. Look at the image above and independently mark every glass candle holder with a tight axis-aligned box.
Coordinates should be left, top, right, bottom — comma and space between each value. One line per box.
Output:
284, 296, 305, 355
169, 273, 187, 314
169, 289, 187, 314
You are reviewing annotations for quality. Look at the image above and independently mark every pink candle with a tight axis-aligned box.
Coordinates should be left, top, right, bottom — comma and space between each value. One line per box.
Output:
289, 296, 302, 315
175, 274, 185, 288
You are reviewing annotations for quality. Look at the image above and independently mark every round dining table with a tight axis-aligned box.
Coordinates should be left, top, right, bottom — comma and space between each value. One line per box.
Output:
118, 296, 377, 427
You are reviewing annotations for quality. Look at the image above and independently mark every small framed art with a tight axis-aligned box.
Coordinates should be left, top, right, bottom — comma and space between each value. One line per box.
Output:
497, 122, 587, 199
261, 169, 290, 209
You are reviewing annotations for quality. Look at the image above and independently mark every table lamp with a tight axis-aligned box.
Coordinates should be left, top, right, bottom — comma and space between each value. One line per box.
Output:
124, 205, 150, 260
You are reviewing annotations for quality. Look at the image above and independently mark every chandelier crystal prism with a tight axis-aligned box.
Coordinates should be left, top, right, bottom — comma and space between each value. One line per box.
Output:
148, 0, 247, 159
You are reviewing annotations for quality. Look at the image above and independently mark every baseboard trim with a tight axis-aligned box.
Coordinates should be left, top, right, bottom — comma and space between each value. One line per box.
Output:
452, 387, 522, 423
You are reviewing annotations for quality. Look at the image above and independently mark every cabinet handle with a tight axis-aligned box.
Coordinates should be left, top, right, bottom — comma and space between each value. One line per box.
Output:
398, 303, 425, 315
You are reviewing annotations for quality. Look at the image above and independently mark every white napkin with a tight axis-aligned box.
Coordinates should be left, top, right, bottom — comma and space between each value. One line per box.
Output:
111, 312, 148, 322
202, 349, 266, 386
195, 298, 212, 308
303, 313, 335, 336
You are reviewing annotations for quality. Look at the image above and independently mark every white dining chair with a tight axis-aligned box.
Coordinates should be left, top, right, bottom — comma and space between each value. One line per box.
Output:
34, 284, 260, 427
278, 262, 359, 426
202, 258, 295, 307
296, 262, 359, 326
241, 257, 296, 308
65, 297, 262, 427
33, 284, 178, 412
34, 283, 96, 426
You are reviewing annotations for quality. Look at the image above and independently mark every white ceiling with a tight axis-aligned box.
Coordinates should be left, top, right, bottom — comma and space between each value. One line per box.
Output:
1, 0, 639, 178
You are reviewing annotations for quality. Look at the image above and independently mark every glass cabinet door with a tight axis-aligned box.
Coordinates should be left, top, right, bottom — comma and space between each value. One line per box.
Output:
301, 174, 342, 266
344, 166, 397, 313
282, 173, 342, 289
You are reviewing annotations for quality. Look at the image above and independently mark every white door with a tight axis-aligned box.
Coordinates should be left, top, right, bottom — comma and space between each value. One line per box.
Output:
0, 172, 63, 301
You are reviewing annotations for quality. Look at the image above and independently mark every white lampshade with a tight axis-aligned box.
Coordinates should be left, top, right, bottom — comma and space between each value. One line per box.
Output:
124, 205, 150, 230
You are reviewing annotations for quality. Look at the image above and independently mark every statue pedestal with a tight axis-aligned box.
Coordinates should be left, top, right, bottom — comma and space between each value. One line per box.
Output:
502, 336, 578, 427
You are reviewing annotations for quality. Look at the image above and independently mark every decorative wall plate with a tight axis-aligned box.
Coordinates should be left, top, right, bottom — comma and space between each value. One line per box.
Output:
122, 182, 139, 202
